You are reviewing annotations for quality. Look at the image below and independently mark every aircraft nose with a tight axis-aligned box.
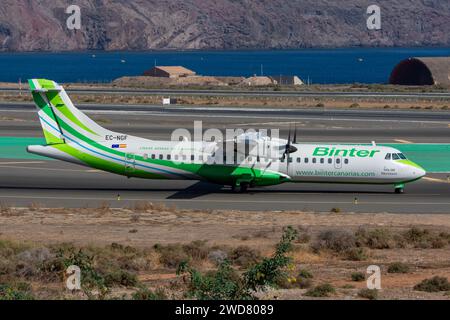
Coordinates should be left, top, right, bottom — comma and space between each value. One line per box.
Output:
411, 162, 426, 179
417, 167, 426, 178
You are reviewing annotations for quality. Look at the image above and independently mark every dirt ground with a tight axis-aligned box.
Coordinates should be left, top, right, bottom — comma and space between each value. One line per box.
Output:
1, 206, 449, 300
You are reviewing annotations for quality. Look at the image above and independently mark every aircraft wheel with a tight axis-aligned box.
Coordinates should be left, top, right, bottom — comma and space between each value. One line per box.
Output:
240, 183, 249, 193
395, 187, 404, 194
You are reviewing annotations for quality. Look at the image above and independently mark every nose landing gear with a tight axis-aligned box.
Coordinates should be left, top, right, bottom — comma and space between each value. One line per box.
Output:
394, 183, 405, 194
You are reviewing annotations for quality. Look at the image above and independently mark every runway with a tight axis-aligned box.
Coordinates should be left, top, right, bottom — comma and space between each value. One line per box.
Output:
2, 87, 450, 99
0, 103, 449, 212
0, 160, 449, 212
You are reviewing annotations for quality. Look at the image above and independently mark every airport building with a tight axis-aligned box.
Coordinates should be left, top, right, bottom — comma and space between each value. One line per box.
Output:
269, 75, 304, 86
389, 57, 450, 86
143, 66, 196, 78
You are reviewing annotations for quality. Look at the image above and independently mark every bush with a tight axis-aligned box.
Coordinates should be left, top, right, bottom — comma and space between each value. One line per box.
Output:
183, 240, 210, 262
414, 276, 450, 292
403, 227, 430, 241
177, 226, 298, 300
296, 226, 311, 244
244, 226, 298, 291
305, 283, 336, 297
400, 227, 449, 249
208, 250, 228, 265
298, 269, 314, 279
15, 247, 55, 278
345, 248, 368, 261
178, 260, 249, 300
154, 244, 189, 269
132, 287, 167, 300
351, 272, 365, 282
230, 246, 261, 268
341, 284, 355, 289
355, 228, 394, 249
312, 230, 356, 253
277, 276, 312, 289
0, 282, 34, 300
358, 288, 378, 300
155, 241, 212, 268
104, 270, 138, 287
387, 262, 410, 274
278, 269, 313, 289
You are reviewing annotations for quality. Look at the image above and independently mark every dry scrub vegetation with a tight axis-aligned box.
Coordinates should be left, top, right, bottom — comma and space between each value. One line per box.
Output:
0, 84, 449, 111
0, 203, 450, 300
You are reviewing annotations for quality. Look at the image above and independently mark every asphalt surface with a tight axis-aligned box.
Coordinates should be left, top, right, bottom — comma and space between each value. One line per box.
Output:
0, 160, 449, 212
0, 103, 449, 212
2, 87, 450, 99
3, 102, 450, 122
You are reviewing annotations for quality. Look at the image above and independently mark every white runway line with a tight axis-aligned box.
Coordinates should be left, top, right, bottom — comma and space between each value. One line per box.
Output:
423, 177, 450, 184
394, 139, 414, 144
0, 161, 44, 165
0, 164, 102, 173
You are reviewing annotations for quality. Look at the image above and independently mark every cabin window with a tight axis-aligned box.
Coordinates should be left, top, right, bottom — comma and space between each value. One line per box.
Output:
191, 155, 195, 161
398, 153, 407, 160
336, 158, 341, 164
385, 153, 391, 160
320, 158, 324, 164
297, 158, 301, 163
167, 154, 171, 160
182, 155, 187, 161
199, 155, 203, 161
143, 154, 148, 160
159, 154, 163, 160
288, 157, 293, 163
175, 155, 179, 161
312, 158, 317, 164
280, 157, 285, 163
328, 158, 332, 164
392, 153, 400, 160
304, 158, 309, 163
344, 159, 349, 164
151, 154, 156, 159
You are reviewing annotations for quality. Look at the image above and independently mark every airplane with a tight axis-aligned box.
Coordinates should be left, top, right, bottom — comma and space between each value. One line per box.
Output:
26, 79, 426, 194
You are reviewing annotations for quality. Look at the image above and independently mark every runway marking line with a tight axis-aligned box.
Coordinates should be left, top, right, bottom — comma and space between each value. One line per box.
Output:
423, 177, 450, 184
0, 161, 44, 165
394, 139, 414, 144
0, 164, 103, 173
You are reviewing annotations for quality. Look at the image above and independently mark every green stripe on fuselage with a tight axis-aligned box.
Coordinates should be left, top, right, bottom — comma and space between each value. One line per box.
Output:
46, 91, 98, 136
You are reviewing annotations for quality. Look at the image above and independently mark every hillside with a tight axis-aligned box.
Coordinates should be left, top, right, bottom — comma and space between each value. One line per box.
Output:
0, 0, 449, 51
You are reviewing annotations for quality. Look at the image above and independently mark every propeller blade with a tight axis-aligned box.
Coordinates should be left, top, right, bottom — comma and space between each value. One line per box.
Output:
293, 124, 297, 144
287, 125, 291, 146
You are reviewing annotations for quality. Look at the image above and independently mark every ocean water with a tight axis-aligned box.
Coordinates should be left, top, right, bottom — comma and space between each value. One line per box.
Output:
0, 47, 449, 84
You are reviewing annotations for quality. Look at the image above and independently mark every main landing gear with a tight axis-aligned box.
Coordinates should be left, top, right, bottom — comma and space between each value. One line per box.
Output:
232, 182, 250, 193
394, 183, 405, 194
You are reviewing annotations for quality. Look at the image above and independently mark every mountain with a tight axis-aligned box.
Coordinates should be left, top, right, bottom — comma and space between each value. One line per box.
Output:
0, 0, 449, 51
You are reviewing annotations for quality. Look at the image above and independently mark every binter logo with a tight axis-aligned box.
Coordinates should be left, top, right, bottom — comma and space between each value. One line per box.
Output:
313, 147, 380, 158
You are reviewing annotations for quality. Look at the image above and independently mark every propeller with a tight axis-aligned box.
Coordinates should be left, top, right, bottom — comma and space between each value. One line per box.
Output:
282, 125, 298, 161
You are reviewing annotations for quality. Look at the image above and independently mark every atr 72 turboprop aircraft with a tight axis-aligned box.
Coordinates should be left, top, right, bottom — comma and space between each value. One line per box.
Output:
27, 79, 426, 194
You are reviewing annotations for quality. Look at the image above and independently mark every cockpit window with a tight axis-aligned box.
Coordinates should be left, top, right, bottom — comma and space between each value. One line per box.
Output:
398, 153, 407, 160
385, 153, 391, 160
392, 153, 400, 160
